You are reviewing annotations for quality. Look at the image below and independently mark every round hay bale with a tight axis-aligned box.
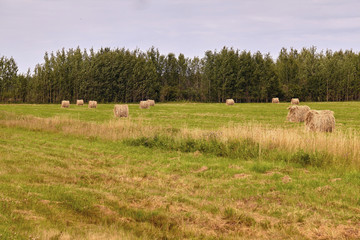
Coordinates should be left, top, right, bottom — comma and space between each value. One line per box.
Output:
226, 99, 235, 105
76, 99, 84, 106
61, 100, 70, 108
291, 98, 299, 105
272, 98, 279, 103
114, 104, 129, 118
286, 105, 310, 122
140, 101, 150, 109
305, 110, 335, 132
147, 99, 155, 106
88, 101, 97, 108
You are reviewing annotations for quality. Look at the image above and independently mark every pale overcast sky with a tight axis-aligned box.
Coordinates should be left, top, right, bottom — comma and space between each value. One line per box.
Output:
1, 0, 360, 73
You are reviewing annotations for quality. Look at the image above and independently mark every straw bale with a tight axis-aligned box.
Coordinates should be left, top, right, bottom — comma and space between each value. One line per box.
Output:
226, 99, 235, 105
272, 98, 279, 103
114, 104, 129, 118
287, 105, 310, 122
291, 98, 299, 105
88, 101, 97, 108
305, 110, 335, 132
140, 101, 149, 109
61, 100, 70, 108
147, 99, 155, 106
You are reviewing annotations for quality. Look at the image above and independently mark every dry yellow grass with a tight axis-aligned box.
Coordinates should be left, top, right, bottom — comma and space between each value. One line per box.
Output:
182, 124, 359, 167
0, 113, 160, 140
36, 228, 136, 240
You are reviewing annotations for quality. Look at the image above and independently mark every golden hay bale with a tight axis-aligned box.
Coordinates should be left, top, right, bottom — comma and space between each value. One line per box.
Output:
76, 99, 84, 106
286, 105, 310, 122
88, 101, 97, 108
305, 110, 335, 132
114, 104, 129, 118
147, 99, 155, 106
140, 101, 150, 109
291, 98, 299, 105
272, 98, 279, 103
61, 100, 70, 108
226, 99, 235, 105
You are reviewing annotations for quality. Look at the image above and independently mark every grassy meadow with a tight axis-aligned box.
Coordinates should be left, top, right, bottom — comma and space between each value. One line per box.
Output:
0, 102, 360, 239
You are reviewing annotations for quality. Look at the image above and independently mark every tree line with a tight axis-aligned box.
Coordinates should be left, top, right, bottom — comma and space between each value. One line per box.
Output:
1, 46, 360, 103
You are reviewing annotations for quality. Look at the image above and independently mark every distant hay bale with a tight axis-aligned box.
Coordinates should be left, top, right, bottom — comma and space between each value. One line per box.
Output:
140, 101, 150, 109
76, 99, 84, 106
88, 101, 97, 108
61, 100, 70, 108
272, 98, 279, 103
114, 104, 129, 118
226, 99, 235, 105
305, 110, 335, 132
287, 105, 310, 122
291, 98, 299, 105
147, 99, 155, 106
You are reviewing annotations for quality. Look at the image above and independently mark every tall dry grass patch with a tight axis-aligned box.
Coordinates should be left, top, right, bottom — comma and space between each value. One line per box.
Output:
61, 101, 70, 108
185, 124, 359, 166
0, 113, 160, 141
226, 99, 235, 105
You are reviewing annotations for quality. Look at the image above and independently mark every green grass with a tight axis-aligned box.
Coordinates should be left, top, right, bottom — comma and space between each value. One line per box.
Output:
2, 101, 360, 130
1, 102, 360, 239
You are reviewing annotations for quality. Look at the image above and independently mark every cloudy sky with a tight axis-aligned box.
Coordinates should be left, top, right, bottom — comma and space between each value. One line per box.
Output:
1, 0, 360, 73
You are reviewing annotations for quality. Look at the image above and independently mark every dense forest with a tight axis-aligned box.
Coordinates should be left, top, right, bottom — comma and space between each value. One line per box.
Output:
1, 46, 360, 103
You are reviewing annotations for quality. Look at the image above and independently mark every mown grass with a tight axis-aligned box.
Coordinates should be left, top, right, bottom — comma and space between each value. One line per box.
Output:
0, 102, 360, 239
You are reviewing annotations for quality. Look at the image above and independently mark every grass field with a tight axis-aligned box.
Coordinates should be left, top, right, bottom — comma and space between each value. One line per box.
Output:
0, 102, 360, 239
1, 102, 360, 130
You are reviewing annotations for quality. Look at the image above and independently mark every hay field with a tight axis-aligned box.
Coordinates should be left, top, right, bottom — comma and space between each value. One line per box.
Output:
0, 102, 360, 239
1, 101, 360, 129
